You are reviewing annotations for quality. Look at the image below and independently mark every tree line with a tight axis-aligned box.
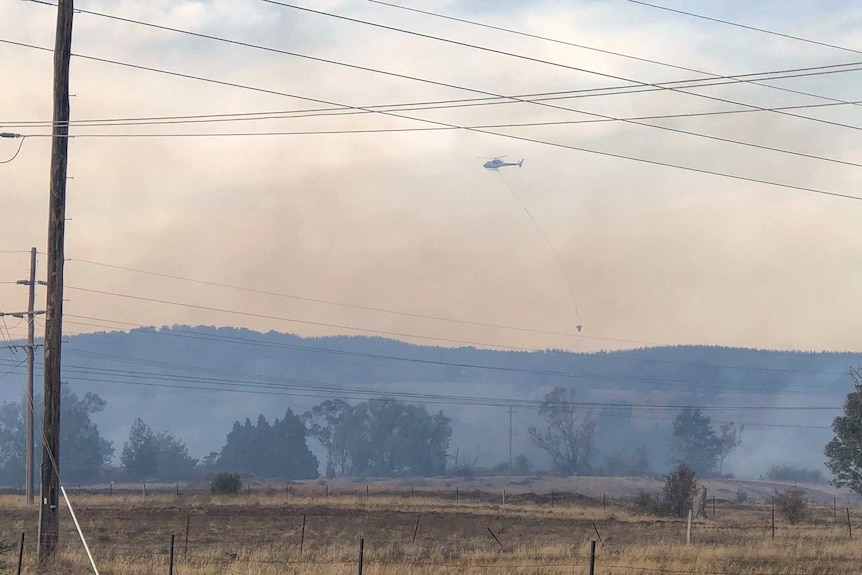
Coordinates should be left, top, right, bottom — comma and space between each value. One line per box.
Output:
0, 392, 453, 484
525, 387, 743, 479
11, 379, 862, 491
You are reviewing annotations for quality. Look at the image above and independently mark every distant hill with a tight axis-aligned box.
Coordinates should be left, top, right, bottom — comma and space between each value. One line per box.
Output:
1, 325, 856, 478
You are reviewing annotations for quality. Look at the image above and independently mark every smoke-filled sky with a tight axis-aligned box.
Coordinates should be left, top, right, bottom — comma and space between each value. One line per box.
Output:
2, 0, 862, 353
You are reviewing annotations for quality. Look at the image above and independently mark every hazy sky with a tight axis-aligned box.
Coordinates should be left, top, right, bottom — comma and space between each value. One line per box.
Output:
3, 0, 862, 353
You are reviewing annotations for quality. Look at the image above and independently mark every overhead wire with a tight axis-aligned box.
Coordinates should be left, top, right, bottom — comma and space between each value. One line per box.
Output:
260, 0, 862, 134
55, 260, 860, 380
0, 136, 25, 164
20, 1, 862, 172
66, 257, 632, 344
623, 0, 862, 57
367, 0, 862, 109
5, 64, 862, 130
4, 38, 862, 202
0, 358, 27, 381
24, 122, 862, 171
57, 315, 856, 398
0, 353, 840, 414
56, 313, 853, 395
59, 315, 846, 397
7, 367, 837, 430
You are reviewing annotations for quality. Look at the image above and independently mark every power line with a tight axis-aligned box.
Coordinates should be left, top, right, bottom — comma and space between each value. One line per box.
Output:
56, 318, 853, 400
367, 0, 862, 110
0, 136, 26, 164
63, 285, 583, 351
2, 354, 840, 413
6, 63, 862, 130
32, 123, 862, 170
58, 258, 862, 378
66, 258, 649, 345
57, 313, 854, 394
17, 3, 862, 169
4, 42, 861, 200
0, 358, 27, 381
623, 0, 862, 56
261, 0, 862, 133
11, 98, 862, 137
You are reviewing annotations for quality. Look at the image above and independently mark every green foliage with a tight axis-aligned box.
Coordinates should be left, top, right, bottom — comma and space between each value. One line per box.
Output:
121, 418, 158, 480
513, 454, 532, 475
219, 410, 319, 480
528, 387, 596, 476
663, 464, 697, 518
825, 387, 862, 494
0, 538, 10, 569
0, 390, 112, 485
303, 400, 353, 476
121, 418, 198, 481
775, 487, 808, 524
633, 490, 668, 516
212, 472, 242, 494
671, 408, 742, 477
735, 488, 749, 503
303, 399, 452, 478
766, 464, 824, 483
154, 431, 198, 480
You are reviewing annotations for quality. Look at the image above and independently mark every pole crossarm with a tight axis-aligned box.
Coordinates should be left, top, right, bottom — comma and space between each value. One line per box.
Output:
0, 311, 46, 318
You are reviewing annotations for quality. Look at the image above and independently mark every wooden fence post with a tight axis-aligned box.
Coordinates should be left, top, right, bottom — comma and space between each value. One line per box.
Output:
16, 532, 24, 575
589, 540, 596, 575
168, 534, 175, 575
771, 496, 775, 539
184, 513, 190, 556
487, 527, 503, 549
412, 514, 421, 544
847, 507, 852, 539
357, 538, 364, 575
300, 514, 307, 554
686, 509, 692, 545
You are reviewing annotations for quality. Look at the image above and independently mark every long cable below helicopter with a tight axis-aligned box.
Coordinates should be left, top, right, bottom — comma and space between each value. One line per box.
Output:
496, 171, 583, 332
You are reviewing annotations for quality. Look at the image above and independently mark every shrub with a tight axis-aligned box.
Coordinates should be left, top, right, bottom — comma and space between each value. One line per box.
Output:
766, 464, 824, 483
633, 490, 668, 516
735, 488, 749, 503
664, 464, 697, 518
775, 487, 808, 524
212, 472, 242, 495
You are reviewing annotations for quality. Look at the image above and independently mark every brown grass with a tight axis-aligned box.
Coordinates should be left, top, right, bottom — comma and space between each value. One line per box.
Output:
0, 485, 859, 574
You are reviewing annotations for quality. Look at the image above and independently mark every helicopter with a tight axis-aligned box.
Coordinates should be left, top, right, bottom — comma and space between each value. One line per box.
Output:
480, 156, 524, 171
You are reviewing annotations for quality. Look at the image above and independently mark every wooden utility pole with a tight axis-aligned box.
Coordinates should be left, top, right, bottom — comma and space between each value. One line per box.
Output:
21, 247, 40, 505
508, 406, 513, 476
1, 248, 44, 507
39, 0, 73, 562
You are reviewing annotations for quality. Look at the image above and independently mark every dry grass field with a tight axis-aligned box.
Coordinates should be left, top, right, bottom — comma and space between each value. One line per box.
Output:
0, 478, 860, 574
